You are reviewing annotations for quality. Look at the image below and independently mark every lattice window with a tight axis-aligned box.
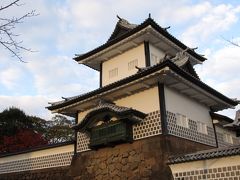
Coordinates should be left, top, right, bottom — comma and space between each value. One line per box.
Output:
151, 53, 159, 65
233, 137, 240, 145
133, 110, 161, 140
197, 121, 208, 135
217, 132, 230, 148
77, 132, 90, 152
128, 59, 138, 70
109, 68, 118, 78
0, 151, 73, 174
167, 111, 216, 146
176, 113, 189, 128
216, 132, 240, 148
223, 133, 233, 144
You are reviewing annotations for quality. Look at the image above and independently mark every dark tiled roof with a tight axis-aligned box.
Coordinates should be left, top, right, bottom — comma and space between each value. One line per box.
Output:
224, 110, 240, 128
168, 145, 240, 164
210, 109, 240, 132
72, 100, 146, 132
74, 17, 206, 63
94, 100, 132, 112
47, 60, 238, 111
210, 112, 234, 123
107, 17, 137, 42
181, 61, 200, 80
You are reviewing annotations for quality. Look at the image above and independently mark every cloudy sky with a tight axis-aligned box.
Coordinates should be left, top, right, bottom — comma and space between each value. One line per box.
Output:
0, 0, 240, 120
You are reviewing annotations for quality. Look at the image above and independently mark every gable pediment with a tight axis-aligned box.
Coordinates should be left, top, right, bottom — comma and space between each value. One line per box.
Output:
72, 100, 146, 133
107, 16, 137, 42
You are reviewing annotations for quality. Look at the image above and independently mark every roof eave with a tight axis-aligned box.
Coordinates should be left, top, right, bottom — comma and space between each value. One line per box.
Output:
74, 18, 206, 65
47, 60, 236, 113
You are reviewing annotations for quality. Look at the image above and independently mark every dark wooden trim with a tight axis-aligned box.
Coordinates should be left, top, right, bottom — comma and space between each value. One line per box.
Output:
210, 111, 219, 148
213, 123, 218, 148
158, 83, 168, 135
74, 112, 79, 155
99, 63, 103, 88
144, 41, 150, 67
210, 112, 233, 123
48, 60, 237, 111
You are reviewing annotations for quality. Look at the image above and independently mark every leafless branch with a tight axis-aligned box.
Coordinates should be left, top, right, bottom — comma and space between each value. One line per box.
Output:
0, 0, 20, 11
222, 36, 240, 47
0, 0, 38, 62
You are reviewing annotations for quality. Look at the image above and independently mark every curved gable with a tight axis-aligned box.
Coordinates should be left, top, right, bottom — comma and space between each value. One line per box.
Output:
72, 100, 146, 132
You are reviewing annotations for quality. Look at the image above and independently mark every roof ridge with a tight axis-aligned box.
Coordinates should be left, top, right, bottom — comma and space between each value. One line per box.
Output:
74, 17, 206, 63
168, 145, 240, 164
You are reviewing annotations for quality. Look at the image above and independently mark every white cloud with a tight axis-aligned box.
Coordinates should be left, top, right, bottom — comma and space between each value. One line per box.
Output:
0, 67, 23, 90
0, 95, 53, 120
155, 1, 211, 25
25, 55, 99, 98
196, 43, 240, 118
181, 4, 240, 47
1, 0, 240, 120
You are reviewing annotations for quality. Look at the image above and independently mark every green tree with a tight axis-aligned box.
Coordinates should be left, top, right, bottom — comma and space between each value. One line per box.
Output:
0, 107, 33, 139
45, 115, 74, 144
0, 107, 74, 154
0, 107, 48, 153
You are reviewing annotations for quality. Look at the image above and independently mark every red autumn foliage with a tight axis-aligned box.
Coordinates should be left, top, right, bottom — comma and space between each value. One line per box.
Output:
0, 129, 48, 154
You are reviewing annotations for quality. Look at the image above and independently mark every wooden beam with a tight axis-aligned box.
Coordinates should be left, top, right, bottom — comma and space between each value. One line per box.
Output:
180, 88, 191, 93
144, 41, 150, 67
168, 82, 181, 88
115, 49, 122, 54
74, 112, 79, 155
130, 41, 138, 47
142, 82, 151, 88
158, 83, 168, 135
125, 90, 132, 95
99, 62, 102, 88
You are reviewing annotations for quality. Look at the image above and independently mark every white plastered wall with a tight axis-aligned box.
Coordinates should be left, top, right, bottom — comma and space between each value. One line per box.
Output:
149, 43, 165, 66
115, 86, 160, 114
77, 110, 90, 124
0, 144, 73, 163
102, 43, 145, 86
165, 86, 212, 126
170, 155, 240, 173
76, 86, 159, 124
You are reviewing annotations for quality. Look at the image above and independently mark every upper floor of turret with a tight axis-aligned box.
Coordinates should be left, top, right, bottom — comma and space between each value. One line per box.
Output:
74, 16, 205, 86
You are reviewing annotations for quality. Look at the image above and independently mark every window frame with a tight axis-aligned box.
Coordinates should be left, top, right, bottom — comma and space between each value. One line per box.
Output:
176, 113, 189, 128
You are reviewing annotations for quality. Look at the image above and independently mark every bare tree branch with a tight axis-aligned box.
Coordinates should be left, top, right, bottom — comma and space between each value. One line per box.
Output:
222, 36, 240, 48
0, 0, 38, 62
0, 0, 20, 11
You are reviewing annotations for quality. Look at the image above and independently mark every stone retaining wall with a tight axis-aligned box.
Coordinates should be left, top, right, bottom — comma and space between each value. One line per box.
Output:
70, 135, 212, 180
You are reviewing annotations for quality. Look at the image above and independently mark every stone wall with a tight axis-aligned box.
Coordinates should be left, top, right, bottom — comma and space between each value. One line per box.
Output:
0, 135, 213, 179
70, 135, 212, 180
0, 166, 72, 180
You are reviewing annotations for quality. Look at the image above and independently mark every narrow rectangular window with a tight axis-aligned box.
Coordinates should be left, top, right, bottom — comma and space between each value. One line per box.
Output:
223, 133, 233, 144
109, 68, 118, 78
151, 53, 158, 65
176, 113, 189, 128
197, 122, 208, 134
128, 59, 138, 70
